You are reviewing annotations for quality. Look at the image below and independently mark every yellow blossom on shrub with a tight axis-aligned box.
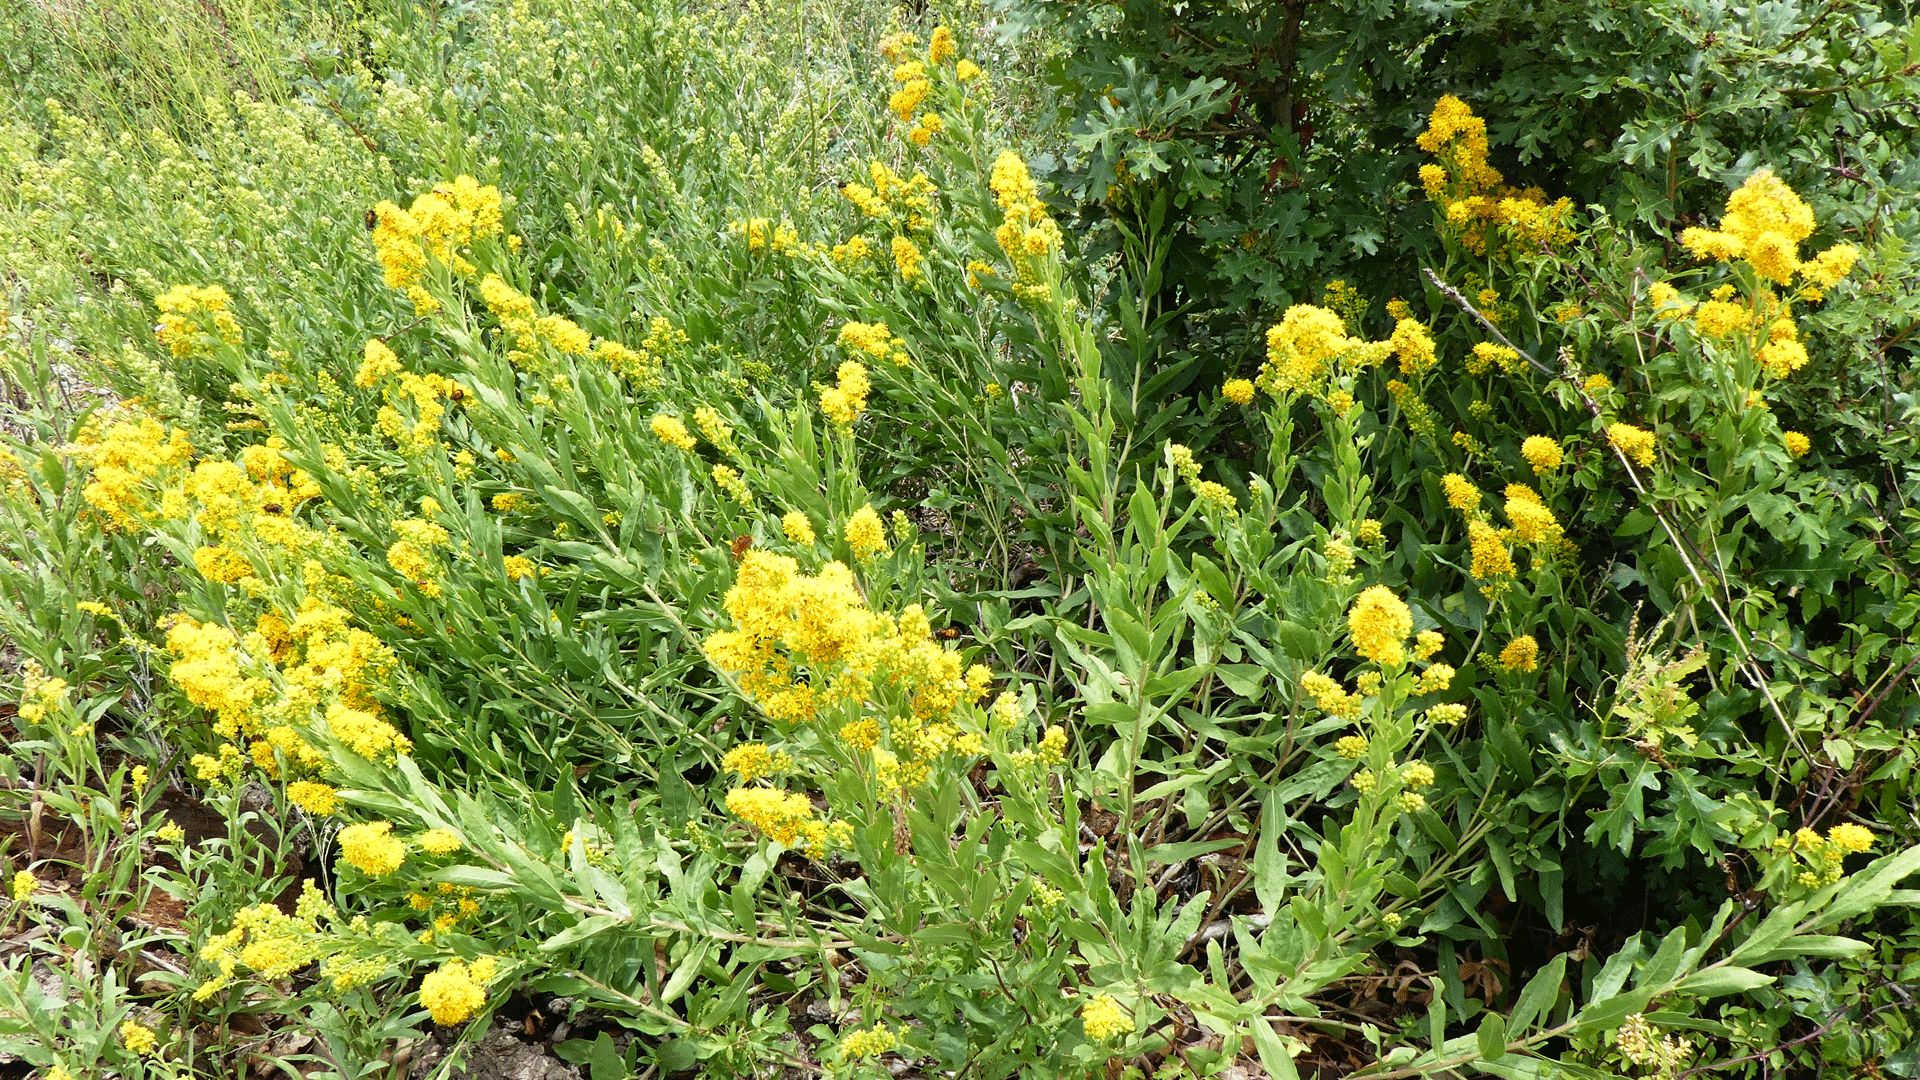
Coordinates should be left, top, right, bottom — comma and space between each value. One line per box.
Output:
338, 821, 407, 876
1348, 586, 1413, 666
1827, 822, 1874, 853
1505, 496, 1563, 546
723, 743, 793, 782
651, 414, 697, 450
725, 787, 819, 846
11, 870, 36, 901
1192, 480, 1237, 512
1301, 672, 1362, 719
1335, 734, 1368, 759
956, 58, 982, 81
286, 781, 339, 816
1081, 994, 1134, 1040
1679, 169, 1854, 288
1783, 431, 1811, 459
1521, 435, 1563, 474
1468, 341, 1520, 375
1222, 378, 1255, 405
841, 1023, 898, 1058
1468, 520, 1515, 582
1442, 473, 1481, 512
418, 829, 463, 855
1499, 635, 1540, 674
782, 511, 816, 544
155, 284, 241, 358
845, 504, 889, 560
356, 338, 401, 387
928, 25, 956, 63
891, 235, 925, 282
1261, 304, 1367, 392
503, 555, 538, 580
120, 1021, 158, 1056
420, 957, 494, 1025
1606, 423, 1657, 466
819, 361, 872, 429
1389, 317, 1437, 374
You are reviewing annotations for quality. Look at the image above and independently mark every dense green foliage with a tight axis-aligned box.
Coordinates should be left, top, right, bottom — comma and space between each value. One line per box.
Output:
1, 1, 1918, 1078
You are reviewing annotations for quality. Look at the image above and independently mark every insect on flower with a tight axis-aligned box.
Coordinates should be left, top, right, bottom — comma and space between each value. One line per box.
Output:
364, 209, 378, 230
730, 535, 754, 561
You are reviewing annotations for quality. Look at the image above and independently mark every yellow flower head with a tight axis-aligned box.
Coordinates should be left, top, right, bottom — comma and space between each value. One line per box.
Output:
1826, 822, 1873, 854
782, 511, 816, 544
1348, 586, 1413, 667
820, 361, 872, 429
1222, 378, 1255, 405
287, 781, 339, 817
650, 415, 697, 451
1606, 423, 1657, 467
418, 829, 463, 855
337, 821, 407, 877
1499, 634, 1540, 674
845, 504, 890, 560
1442, 473, 1481, 512
419, 957, 490, 1025
120, 1021, 158, 1056
1783, 431, 1811, 459
1521, 435, 1563, 474
1081, 994, 1135, 1040
723, 743, 793, 782
841, 1023, 898, 1058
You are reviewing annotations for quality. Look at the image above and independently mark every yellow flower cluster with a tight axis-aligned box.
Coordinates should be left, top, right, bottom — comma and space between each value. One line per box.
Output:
1301, 672, 1362, 719
370, 175, 504, 313
723, 786, 850, 852
723, 742, 793, 781
338, 821, 408, 876
154, 284, 242, 358
841, 162, 939, 233
737, 217, 801, 256
1348, 586, 1413, 667
196, 882, 336, 1000
1258, 304, 1389, 396
782, 511, 817, 544
845, 504, 890, 560
1420, 95, 1566, 255
1465, 341, 1524, 377
1389, 317, 1438, 375
840, 1023, 898, 1058
1499, 634, 1540, 674
61, 414, 195, 528
1222, 378, 1255, 405
1681, 170, 1857, 287
475, 273, 657, 379
1775, 821, 1876, 888
120, 1021, 158, 1056
11, 870, 36, 901
1606, 422, 1657, 466
1081, 994, 1134, 1040
652, 414, 697, 450
711, 464, 752, 508
819, 361, 872, 429
838, 320, 910, 367
1521, 435, 1563, 474
1417, 96, 1573, 257
420, 956, 497, 1025
1783, 431, 1811, 459
891, 235, 926, 283
989, 151, 1063, 299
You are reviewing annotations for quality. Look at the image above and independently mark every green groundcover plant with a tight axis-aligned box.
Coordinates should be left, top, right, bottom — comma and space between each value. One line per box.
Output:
1, 1, 1917, 1079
